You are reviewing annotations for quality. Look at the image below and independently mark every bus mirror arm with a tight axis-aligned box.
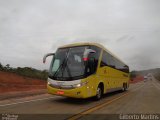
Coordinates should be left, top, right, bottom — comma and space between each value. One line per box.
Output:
43, 53, 55, 63
83, 49, 96, 58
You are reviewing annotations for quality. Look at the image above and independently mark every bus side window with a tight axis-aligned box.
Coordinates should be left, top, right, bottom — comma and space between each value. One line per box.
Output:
100, 51, 108, 67
108, 55, 116, 68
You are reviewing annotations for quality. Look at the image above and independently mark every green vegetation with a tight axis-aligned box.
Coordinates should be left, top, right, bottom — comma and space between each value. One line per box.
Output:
130, 71, 138, 80
153, 71, 160, 81
0, 63, 48, 80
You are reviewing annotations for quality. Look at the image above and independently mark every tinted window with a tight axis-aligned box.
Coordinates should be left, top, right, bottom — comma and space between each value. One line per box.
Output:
114, 57, 129, 73
100, 50, 129, 73
100, 51, 108, 67
109, 55, 115, 68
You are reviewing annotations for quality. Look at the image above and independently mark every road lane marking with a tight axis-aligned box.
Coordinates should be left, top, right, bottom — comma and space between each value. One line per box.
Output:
152, 82, 160, 90
67, 92, 129, 120
68, 83, 145, 120
0, 96, 56, 107
132, 83, 145, 92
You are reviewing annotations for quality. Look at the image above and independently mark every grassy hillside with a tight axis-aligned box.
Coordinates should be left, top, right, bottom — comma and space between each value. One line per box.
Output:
0, 63, 48, 80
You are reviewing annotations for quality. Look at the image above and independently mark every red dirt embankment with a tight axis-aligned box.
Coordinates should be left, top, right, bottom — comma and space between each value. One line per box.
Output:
0, 71, 143, 94
0, 71, 46, 94
130, 76, 144, 84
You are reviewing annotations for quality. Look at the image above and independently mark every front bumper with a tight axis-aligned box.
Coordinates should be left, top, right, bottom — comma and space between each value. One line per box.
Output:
47, 84, 88, 98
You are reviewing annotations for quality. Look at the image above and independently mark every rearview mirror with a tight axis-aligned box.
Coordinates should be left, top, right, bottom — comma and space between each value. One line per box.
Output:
83, 49, 96, 59
43, 53, 55, 63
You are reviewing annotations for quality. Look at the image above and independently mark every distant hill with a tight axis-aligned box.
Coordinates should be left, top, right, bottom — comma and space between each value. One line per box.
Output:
133, 68, 160, 81
135, 68, 160, 75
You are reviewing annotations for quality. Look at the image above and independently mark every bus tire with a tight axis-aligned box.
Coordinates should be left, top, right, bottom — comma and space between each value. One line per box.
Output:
95, 84, 103, 100
122, 83, 127, 91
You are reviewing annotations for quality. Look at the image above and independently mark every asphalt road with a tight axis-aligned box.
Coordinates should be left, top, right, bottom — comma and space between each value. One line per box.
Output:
0, 77, 160, 120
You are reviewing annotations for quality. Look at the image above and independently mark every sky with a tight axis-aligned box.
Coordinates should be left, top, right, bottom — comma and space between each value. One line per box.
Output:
0, 0, 160, 71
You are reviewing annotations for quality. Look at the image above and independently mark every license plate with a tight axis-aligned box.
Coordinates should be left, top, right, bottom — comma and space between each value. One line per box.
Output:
57, 91, 64, 95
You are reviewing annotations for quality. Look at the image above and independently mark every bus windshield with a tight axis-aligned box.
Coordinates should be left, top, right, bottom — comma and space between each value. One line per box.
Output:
49, 46, 89, 81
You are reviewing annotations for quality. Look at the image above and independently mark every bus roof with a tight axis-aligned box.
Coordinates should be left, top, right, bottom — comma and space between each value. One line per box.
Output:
58, 42, 127, 65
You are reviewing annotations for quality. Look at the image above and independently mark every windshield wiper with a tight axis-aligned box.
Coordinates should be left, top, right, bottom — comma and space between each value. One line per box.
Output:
60, 49, 72, 79
54, 50, 72, 80
62, 60, 72, 79
52, 50, 69, 78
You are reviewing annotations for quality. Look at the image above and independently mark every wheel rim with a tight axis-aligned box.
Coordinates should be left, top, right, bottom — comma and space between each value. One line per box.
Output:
97, 87, 101, 99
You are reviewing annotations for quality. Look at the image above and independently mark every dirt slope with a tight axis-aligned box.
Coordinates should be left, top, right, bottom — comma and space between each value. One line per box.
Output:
0, 71, 46, 93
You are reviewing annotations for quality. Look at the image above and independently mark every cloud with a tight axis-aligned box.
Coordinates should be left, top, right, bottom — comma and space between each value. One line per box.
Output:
0, 0, 160, 70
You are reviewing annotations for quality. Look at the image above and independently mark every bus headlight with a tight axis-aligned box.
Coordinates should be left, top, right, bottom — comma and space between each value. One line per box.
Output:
73, 81, 88, 88
75, 83, 81, 87
47, 81, 51, 85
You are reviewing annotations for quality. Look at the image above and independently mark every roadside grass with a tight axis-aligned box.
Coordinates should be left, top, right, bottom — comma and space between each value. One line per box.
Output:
0, 63, 48, 80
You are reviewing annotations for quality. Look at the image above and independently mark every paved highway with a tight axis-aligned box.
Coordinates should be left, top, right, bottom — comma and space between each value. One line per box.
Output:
0, 77, 160, 120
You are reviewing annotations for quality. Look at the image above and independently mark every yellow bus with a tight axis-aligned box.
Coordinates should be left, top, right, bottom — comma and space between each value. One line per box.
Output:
43, 43, 129, 100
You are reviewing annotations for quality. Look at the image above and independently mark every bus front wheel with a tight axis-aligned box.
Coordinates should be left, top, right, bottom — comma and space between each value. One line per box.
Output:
95, 85, 103, 100
122, 83, 127, 91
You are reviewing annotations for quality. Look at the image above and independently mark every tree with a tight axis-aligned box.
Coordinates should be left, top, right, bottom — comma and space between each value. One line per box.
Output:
130, 71, 137, 80
6, 64, 10, 70
0, 62, 3, 70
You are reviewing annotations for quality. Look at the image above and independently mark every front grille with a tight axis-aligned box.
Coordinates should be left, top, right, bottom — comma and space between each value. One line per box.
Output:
49, 84, 74, 89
